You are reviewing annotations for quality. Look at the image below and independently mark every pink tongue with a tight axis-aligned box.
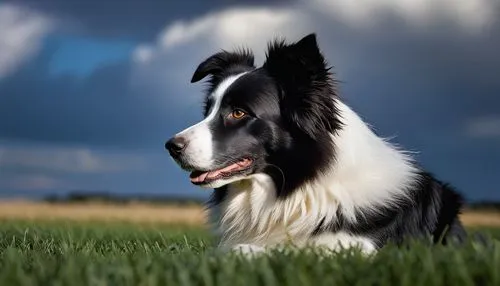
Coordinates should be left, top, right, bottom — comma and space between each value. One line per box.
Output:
191, 158, 252, 183
192, 172, 208, 183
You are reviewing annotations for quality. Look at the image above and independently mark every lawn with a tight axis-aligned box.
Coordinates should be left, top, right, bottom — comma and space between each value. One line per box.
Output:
1, 220, 499, 286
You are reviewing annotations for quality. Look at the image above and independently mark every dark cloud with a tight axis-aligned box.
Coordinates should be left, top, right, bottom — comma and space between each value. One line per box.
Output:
4, 0, 290, 40
307, 13, 500, 128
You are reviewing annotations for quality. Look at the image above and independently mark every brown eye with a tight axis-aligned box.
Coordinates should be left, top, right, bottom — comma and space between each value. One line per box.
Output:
231, 109, 246, 119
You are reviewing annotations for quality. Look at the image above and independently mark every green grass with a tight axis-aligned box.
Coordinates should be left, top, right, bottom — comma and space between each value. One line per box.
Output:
1, 220, 500, 286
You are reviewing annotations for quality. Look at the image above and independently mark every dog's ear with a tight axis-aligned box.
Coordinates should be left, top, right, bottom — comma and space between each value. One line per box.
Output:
263, 33, 340, 139
191, 49, 255, 84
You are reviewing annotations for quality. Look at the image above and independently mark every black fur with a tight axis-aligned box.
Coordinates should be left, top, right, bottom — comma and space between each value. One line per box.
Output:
263, 34, 343, 140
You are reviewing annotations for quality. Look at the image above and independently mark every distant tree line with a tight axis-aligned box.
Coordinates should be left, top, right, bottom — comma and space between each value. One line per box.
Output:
43, 190, 205, 206
464, 201, 500, 211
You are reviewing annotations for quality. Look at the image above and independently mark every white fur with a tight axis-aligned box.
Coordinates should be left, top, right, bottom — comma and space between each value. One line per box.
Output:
231, 244, 266, 255
174, 73, 247, 172
209, 98, 420, 254
311, 232, 377, 255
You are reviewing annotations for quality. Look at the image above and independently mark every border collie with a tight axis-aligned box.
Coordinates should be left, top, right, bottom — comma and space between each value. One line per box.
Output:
165, 33, 468, 254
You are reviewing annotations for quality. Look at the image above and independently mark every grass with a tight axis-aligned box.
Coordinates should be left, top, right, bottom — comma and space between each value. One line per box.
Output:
1, 220, 500, 286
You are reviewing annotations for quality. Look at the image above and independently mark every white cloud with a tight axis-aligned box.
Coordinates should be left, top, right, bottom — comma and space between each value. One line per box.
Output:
0, 4, 53, 78
132, 7, 309, 64
158, 8, 297, 50
0, 145, 147, 173
465, 115, 500, 138
1, 174, 66, 190
309, 0, 497, 30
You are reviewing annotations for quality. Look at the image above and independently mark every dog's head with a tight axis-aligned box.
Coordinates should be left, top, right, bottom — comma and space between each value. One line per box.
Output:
166, 33, 341, 191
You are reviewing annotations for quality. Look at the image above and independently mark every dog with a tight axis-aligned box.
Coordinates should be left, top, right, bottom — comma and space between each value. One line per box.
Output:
165, 33, 469, 255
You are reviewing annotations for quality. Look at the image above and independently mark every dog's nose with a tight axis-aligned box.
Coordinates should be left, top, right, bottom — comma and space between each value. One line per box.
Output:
165, 136, 187, 156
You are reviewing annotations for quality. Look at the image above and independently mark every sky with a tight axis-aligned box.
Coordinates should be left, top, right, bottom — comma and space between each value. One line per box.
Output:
0, 0, 499, 202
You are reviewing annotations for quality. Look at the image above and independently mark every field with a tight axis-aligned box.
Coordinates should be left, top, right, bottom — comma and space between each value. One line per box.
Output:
1, 202, 500, 285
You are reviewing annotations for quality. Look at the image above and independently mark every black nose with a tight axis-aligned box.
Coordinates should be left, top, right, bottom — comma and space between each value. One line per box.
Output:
165, 136, 187, 156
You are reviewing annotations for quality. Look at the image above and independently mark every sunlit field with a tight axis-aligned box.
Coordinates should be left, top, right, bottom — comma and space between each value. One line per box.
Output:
1, 202, 499, 285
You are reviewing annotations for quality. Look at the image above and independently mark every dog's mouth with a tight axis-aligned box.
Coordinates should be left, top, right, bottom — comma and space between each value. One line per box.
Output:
189, 158, 253, 185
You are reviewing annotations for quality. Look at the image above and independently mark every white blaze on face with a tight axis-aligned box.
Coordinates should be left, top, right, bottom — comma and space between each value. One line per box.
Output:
174, 72, 247, 170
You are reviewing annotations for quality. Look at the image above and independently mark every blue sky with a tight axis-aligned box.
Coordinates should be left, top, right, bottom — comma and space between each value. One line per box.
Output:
47, 35, 136, 77
0, 0, 499, 202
